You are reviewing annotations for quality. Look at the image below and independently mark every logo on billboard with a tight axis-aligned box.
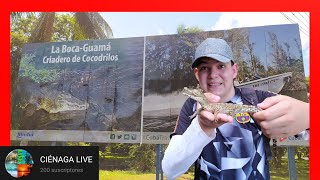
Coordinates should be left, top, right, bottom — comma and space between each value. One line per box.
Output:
16, 132, 34, 139
124, 134, 130, 140
117, 135, 122, 139
131, 134, 137, 140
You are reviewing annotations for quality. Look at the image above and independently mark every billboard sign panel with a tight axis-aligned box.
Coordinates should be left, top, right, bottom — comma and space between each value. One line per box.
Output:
11, 24, 308, 145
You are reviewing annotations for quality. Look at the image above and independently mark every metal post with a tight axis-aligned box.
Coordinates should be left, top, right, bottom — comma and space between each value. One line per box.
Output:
160, 144, 163, 180
287, 147, 297, 180
156, 144, 160, 180
156, 144, 164, 180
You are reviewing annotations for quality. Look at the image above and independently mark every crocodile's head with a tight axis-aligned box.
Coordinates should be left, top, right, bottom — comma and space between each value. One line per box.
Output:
182, 86, 208, 105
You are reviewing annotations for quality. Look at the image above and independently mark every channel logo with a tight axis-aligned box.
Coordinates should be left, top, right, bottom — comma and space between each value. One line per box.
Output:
5, 149, 34, 178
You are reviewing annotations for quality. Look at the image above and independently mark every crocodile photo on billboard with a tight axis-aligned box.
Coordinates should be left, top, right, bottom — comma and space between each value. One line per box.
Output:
12, 38, 144, 132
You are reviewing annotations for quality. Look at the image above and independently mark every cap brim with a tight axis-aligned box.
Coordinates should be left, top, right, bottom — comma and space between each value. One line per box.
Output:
192, 54, 232, 68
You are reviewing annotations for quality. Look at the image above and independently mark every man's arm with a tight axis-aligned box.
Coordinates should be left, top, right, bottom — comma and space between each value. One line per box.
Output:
162, 93, 233, 179
162, 116, 216, 180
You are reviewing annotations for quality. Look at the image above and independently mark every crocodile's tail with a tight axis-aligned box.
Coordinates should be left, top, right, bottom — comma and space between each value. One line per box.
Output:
241, 104, 262, 113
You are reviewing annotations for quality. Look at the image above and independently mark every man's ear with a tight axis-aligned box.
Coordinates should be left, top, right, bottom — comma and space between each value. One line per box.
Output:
232, 63, 238, 79
194, 68, 200, 82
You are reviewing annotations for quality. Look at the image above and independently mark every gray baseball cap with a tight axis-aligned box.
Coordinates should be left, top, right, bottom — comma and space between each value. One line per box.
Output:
192, 38, 234, 68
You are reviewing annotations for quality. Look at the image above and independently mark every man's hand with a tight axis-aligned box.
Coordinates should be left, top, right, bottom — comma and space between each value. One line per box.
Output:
197, 93, 233, 136
252, 95, 309, 139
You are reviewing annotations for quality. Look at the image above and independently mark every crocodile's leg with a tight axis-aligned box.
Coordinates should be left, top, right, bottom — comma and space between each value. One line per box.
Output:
213, 110, 219, 123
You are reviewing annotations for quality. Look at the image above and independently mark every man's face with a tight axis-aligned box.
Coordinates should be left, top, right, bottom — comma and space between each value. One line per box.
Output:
194, 58, 238, 101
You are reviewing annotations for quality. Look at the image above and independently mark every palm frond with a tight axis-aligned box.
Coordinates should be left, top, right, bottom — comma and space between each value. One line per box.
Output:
28, 13, 56, 43
75, 12, 113, 39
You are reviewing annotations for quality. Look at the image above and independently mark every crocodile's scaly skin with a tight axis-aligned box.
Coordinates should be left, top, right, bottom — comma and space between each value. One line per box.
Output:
182, 85, 261, 122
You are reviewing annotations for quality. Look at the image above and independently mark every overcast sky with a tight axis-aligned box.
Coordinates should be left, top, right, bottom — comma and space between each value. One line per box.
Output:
100, 12, 309, 76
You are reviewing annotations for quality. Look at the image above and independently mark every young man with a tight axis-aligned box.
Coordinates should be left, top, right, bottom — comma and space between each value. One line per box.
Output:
162, 38, 309, 180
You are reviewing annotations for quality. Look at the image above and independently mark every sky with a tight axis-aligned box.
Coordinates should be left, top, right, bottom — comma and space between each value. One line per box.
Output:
100, 12, 310, 76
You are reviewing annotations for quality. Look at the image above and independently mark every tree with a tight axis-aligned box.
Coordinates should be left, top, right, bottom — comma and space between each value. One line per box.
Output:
243, 34, 266, 77
28, 12, 113, 43
268, 32, 288, 73
10, 12, 36, 23
11, 13, 38, 129
225, 28, 252, 83
11, 12, 113, 85
284, 42, 291, 65
128, 144, 156, 172
11, 13, 38, 78
177, 24, 203, 34
10, 12, 113, 129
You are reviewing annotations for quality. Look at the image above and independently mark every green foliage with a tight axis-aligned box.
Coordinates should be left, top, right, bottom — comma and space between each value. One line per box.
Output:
128, 144, 156, 172
11, 13, 38, 83
67, 142, 91, 146
270, 146, 287, 168
53, 13, 87, 41
19, 54, 62, 84
11, 13, 90, 85
295, 146, 309, 160
10, 13, 37, 36
11, 14, 39, 127
11, 12, 36, 23
99, 144, 156, 172
107, 143, 131, 154
177, 24, 204, 34
270, 158, 309, 180
305, 76, 309, 92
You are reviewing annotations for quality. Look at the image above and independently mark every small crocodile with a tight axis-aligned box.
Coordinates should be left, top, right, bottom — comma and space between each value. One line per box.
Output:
182, 85, 261, 122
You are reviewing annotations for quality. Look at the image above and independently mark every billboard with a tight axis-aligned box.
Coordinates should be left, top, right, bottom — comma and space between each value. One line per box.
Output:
11, 24, 308, 144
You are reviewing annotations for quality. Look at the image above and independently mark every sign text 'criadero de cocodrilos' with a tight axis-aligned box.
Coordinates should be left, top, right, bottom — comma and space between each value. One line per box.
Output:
43, 43, 119, 64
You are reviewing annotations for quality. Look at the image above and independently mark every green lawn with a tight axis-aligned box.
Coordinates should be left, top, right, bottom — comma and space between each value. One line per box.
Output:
99, 170, 193, 180
270, 158, 309, 180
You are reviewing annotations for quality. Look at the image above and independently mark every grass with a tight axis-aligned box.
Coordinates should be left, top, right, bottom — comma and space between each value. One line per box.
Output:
270, 158, 309, 180
99, 145, 309, 180
99, 170, 155, 180
99, 170, 193, 180
102, 155, 129, 160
